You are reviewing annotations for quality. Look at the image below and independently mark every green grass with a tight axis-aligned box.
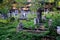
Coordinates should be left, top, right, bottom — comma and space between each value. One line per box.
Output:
0, 11, 60, 40
0, 21, 49, 40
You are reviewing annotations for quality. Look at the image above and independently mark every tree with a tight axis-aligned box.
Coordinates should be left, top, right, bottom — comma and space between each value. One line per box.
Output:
0, 0, 15, 14
0, 0, 3, 3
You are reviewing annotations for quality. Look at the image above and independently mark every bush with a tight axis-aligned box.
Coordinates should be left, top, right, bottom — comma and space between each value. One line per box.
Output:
10, 17, 15, 22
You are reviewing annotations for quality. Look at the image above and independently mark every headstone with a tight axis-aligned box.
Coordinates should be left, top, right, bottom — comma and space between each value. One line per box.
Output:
37, 8, 43, 23
44, 9, 49, 15
48, 19, 52, 27
34, 18, 36, 24
42, 16, 46, 21
9, 9, 19, 19
0, 14, 2, 19
12, 12, 15, 17
20, 10, 27, 19
15, 10, 18, 14
1, 15, 4, 19
23, 13, 26, 17
7, 13, 10, 17
16, 22, 23, 32
1, 14, 7, 19
57, 26, 60, 34
34, 18, 39, 25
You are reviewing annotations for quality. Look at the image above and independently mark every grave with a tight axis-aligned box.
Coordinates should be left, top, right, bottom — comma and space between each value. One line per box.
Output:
8, 1, 19, 19
20, 7, 31, 20
0, 14, 7, 19
0, 14, 2, 19
44, 9, 49, 15
16, 22, 24, 32
37, 9, 42, 23
42, 16, 46, 21
48, 19, 52, 27
34, 18, 39, 25
57, 26, 60, 34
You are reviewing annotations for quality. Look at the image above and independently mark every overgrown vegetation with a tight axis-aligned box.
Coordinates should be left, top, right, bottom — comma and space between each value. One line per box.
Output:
0, 12, 59, 40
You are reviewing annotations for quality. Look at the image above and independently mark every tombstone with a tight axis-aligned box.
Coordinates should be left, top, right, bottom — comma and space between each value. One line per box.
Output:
0, 14, 2, 19
20, 8, 28, 19
12, 12, 15, 17
16, 22, 23, 32
21, 11, 27, 19
15, 10, 18, 15
57, 26, 60, 34
9, 8, 19, 19
1, 14, 7, 19
37, 8, 43, 23
23, 13, 26, 17
34, 18, 36, 24
34, 18, 39, 25
44, 8, 49, 15
7, 12, 10, 17
1, 14, 4, 19
48, 19, 52, 27
42, 16, 46, 21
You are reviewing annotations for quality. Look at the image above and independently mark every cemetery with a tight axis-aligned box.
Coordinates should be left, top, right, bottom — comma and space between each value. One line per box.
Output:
0, 0, 60, 40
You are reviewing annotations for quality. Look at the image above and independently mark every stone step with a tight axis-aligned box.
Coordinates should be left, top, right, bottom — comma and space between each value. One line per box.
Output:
23, 28, 48, 31
23, 30, 49, 33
